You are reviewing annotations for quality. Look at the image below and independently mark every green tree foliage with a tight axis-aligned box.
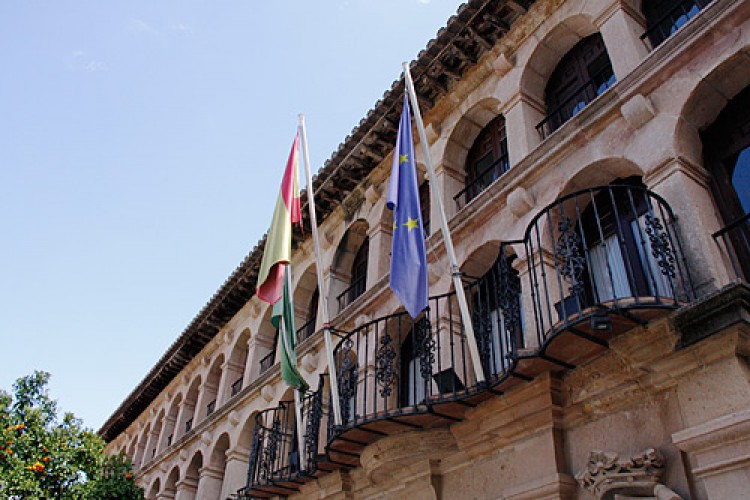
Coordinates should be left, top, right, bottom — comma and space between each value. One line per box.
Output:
0, 371, 144, 499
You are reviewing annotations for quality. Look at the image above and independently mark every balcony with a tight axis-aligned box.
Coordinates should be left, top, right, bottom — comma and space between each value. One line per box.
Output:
238, 183, 694, 494
454, 154, 510, 210
536, 67, 616, 140
713, 212, 750, 283
237, 376, 344, 498
259, 351, 275, 374
336, 276, 366, 312
641, 0, 710, 49
296, 317, 317, 343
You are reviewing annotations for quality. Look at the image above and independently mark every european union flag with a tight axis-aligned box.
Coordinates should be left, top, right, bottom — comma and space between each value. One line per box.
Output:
387, 95, 428, 318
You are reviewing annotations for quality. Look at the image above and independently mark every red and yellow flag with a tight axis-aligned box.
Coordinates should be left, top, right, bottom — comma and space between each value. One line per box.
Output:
256, 133, 302, 304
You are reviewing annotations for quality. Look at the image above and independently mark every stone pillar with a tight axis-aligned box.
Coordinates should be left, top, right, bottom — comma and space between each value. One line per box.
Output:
501, 92, 545, 166
645, 157, 731, 296
434, 159, 465, 219
195, 465, 225, 500
596, 2, 649, 79
220, 449, 251, 499
156, 491, 175, 500
174, 478, 197, 500
217, 359, 244, 405
158, 415, 177, 452
194, 381, 217, 423
241, 337, 256, 385
366, 220, 392, 289
174, 400, 196, 441
246, 335, 274, 380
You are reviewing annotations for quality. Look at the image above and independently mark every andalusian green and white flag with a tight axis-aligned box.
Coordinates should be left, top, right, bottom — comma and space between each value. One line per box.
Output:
271, 265, 308, 390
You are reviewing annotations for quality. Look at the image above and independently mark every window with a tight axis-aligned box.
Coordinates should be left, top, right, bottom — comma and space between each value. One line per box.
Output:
419, 182, 431, 236
642, 0, 710, 49
556, 178, 675, 320
538, 34, 616, 138
337, 237, 369, 310
471, 254, 523, 377
298, 286, 318, 342
456, 115, 509, 207
703, 85, 750, 281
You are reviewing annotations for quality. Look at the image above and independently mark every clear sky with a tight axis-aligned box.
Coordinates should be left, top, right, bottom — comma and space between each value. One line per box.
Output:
0, 0, 460, 430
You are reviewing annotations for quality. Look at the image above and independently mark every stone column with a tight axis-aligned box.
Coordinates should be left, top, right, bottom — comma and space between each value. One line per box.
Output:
217, 359, 244, 405
174, 400, 195, 441
158, 415, 177, 452
645, 157, 731, 296
220, 449, 251, 499
366, 219, 392, 289
434, 159, 465, 219
194, 381, 217, 423
156, 491, 175, 500
174, 478, 198, 500
241, 337, 255, 386
501, 92, 545, 166
596, 2, 649, 79
195, 465, 225, 500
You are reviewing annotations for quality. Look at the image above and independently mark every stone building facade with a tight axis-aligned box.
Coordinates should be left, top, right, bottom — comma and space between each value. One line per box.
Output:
100, 0, 750, 498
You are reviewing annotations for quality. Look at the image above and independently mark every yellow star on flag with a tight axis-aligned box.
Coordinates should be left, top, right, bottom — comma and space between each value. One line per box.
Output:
403, 216, 419, 231
399, 154, 409, 164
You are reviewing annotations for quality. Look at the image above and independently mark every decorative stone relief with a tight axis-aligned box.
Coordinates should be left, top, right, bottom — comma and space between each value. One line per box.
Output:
575, 449, 682, 499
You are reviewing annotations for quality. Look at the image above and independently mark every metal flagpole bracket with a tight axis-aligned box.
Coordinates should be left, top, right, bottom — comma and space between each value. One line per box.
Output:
402, 62, 486, 384
298, 114, 345, 426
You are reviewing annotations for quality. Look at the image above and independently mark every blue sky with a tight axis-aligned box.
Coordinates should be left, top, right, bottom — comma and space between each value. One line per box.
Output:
0, 1, 459, 430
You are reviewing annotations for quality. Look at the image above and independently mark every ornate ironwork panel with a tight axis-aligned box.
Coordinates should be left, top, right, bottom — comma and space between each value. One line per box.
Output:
555, 216, 586, 297
414, 317, 435, 381
375, 333, 397, 398
644, 214, 676, 278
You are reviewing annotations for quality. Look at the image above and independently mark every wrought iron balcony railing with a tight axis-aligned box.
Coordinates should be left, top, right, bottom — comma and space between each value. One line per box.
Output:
712, 212, 750, 283
517, 183, 694, 365
297, 317, 317, 343
231, 377, 243, 397
236, 183, 695, 492
641, 0, 710, 49
336, 276, 366, 312
238, 376, 332, 499
259, 351, 275, 374
536, 67, 616, 140
454, 155, 510, 210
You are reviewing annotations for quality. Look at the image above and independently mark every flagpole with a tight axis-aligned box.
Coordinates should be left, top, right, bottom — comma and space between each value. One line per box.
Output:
281, 266, 308, 472
402, 62, 486, 384
298, 114, 344, 426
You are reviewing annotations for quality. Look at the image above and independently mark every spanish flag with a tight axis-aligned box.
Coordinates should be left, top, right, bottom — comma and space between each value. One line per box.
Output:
256, 133, 302, 304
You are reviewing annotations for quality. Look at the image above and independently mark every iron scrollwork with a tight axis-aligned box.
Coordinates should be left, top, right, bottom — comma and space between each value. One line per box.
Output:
556, 216, 586, 296
644, 214, 676, 278
303, 388, 323, 472
375, 333, 397, 398
259, 417, 281, 482
337, 338, 358, 423
414, 317, 435, 381
499, 254, 522, 350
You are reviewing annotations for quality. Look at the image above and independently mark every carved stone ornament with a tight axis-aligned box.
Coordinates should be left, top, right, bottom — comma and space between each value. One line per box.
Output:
575, 449, 682, 499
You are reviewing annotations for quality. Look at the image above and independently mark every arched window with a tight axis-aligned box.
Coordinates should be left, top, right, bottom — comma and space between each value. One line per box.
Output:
419, 182, 431, 236
350, 237, 369, 303
457, 115, 509, 207
702, 85, 750, 280
538, 34, 616, 138
298, 286, 319, 342
470, 253, 523, 378
642, 0, 710, 49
